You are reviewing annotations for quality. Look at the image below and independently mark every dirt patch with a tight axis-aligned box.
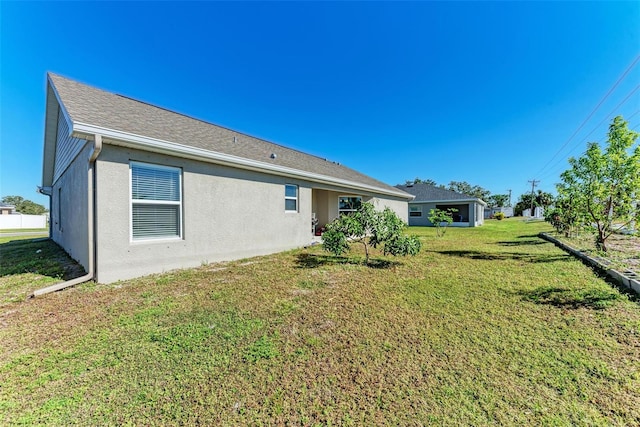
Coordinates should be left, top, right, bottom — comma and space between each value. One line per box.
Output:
552, 232, 640, 275
55, 251, 86, 280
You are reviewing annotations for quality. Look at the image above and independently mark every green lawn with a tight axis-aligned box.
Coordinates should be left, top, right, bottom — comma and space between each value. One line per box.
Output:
1, 219, 638, 425
0, 228, 49, 233
0, 238, 71, 304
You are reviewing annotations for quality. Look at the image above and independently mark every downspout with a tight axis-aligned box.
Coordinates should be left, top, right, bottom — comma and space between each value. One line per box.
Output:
31, 134, 102, 297
37, 186, 53, 238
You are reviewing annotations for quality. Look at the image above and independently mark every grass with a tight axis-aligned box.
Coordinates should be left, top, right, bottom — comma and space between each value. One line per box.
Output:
0, 238, 84, 304
1, 218, 639, 425
0, 233, 49, 245
0, 228, 49, 233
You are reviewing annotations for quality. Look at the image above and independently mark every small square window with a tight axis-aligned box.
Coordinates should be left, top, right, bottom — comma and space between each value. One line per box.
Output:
338, 196, 362, 216
409, 206, 422, 217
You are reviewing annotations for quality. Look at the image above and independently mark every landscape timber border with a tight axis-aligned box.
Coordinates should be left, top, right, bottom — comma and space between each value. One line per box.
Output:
540, 232, 640, 295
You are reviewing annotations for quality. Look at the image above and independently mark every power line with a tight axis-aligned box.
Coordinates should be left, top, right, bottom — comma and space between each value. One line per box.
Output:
537, 89, 640, 180
537, 116, 640, 183
536, 54, 640, 177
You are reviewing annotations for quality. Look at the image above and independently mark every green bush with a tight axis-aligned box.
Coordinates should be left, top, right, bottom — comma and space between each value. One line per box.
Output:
494, 212, 505, 220
322, 202, 421, 264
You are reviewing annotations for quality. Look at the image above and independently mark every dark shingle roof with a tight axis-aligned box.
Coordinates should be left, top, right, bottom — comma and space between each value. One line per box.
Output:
395, 183, 483, 203
48, 73, 410, 198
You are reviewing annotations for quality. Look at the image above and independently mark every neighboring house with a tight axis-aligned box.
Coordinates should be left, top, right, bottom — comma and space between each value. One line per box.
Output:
40, 73, 413, 284
484, 206, 514, 219
395, 183, 487, 227
0, 203, 16, 215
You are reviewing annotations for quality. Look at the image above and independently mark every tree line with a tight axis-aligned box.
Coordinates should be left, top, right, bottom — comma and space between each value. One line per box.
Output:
1, 196, 48, 215
401, 178, 554, 214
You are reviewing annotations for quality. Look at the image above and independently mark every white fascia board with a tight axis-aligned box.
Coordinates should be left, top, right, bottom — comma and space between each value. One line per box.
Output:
72, 122, 412, 200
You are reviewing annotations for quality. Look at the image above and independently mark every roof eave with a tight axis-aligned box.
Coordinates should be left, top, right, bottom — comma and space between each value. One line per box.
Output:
42, 74, 76, 187
410, 198, 487, 206
72, 122, 413, 200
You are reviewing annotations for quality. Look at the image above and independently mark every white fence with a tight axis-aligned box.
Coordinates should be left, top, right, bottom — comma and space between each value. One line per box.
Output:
0, 214, 48, 229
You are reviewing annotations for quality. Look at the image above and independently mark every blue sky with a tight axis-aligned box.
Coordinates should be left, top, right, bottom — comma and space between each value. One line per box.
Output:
1, 1, 639, 208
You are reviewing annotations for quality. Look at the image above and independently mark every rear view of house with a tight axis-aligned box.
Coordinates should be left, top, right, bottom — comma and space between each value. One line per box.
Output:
396, 183, 486, 227
40, 73, 412, 284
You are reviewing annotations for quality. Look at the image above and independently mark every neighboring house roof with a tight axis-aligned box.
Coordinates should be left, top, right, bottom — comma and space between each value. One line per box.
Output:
43, 73, 411, 200
395, 183, 487, 205
0, 202, 16, 211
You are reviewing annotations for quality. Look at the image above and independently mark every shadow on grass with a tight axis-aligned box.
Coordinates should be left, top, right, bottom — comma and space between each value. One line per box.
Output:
496, 240, 548, 247
0, 238, 85, 280
434, 250, 572, 263
295, 253, 400, 269
517, 234, 541, 239
517, 285, 622, 310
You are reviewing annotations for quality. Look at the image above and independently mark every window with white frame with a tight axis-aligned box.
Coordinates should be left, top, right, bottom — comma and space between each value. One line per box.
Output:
285, 184, 298, 212
130, 162, 182, 240
409, 205, 422, 217
338, 196, 362, 216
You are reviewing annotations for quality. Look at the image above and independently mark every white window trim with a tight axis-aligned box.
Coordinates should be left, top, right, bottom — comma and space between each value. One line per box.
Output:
130, 161, 183, 242
338, 195, 362, 215
285, 184, 298, 213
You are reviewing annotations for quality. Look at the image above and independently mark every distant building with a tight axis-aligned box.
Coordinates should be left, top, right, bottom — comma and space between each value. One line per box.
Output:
484, 206, 514, 219
395, 183, 486, 227
0, 203, 16, 215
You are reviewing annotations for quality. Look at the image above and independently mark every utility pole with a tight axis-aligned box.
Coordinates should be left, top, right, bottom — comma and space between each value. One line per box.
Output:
507, 189, 512, 207
528, 180, 539, 217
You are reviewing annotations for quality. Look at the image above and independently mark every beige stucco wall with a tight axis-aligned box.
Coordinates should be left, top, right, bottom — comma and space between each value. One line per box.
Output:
94, 146, 314, 283
312, 189, 331, 227
475, 203, 485, 226
369, 196, 409, 223
90, 145, 409, 283
311, 191, 409, 229
51, 142, 91, 270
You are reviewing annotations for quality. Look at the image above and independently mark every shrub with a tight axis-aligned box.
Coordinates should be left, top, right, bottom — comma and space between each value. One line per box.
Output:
494, 212, 505, 220
322, 202, 421, 264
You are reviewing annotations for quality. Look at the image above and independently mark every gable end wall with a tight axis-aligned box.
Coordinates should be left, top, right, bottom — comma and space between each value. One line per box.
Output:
53, 110, 88, 184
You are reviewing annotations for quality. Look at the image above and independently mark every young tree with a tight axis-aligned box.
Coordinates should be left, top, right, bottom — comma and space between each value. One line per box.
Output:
514, 190, 554, 216
544, 196, 579, 237
428, 207, 458, 237
322, 202, 421, 264
557, 116, 640, 251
